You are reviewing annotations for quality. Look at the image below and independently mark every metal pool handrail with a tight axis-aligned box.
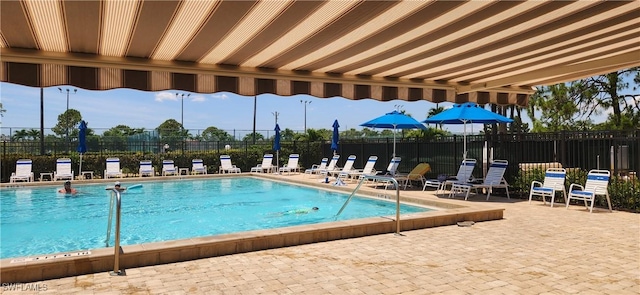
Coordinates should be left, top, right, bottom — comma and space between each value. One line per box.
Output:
105, 188, 125, 276
335, 175, 401, 235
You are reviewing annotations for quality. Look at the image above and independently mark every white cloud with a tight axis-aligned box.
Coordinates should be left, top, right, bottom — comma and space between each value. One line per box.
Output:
211, 93, 228, 100
155, 92, 178, 102
191, 94, 206, 102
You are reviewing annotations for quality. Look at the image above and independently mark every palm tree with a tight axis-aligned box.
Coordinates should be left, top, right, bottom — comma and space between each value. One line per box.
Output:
427, 104, 446, 129
0, 103, 6, 117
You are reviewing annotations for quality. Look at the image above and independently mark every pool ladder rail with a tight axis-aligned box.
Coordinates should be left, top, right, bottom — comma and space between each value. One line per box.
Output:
105, 187, 126, 276
335, 175, 402, 235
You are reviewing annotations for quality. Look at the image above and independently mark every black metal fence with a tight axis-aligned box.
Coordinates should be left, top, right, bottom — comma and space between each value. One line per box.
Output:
3, 129, 639, 185
1, 130, 640, 180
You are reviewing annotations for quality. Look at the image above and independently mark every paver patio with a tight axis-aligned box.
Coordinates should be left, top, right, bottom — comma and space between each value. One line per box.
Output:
2, 174, 638, 294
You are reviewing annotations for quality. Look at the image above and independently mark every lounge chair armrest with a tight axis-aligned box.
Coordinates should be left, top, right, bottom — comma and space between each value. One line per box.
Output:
568, 183, 584, 192
530, 180, 543, 191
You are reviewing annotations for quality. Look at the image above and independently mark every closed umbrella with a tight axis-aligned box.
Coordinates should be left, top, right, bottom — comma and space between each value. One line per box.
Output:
274, 124, 281, 173
77, 120, 87, 174
331, 119, 340, 155
423, 102, 513, 158
361, 110, 426, 157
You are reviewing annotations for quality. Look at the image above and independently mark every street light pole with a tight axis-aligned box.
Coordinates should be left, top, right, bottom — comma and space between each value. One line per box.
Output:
272, 111, 279, 125
175, 93, 190, 129
300, 100, 311, 132
58, 87, 77, 150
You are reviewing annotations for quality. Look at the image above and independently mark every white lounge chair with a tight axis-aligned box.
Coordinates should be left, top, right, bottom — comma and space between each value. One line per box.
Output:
219, 155, 241, 174
566, 169, 611, 213
423, 158, 477, 194
450, 160, 509, 200
372, 156, 401, 188
104, 157, 123, 178
10, 159, 34, 183
279, 154, 300, 175
251, 154, 274, 173
325, 155, 356, 178
54, 158, 74, 181
529, 168, 567, 207
192, 159, 208, 175
162, 160, 178, 176
304, 157, 328, 176
345, 155, 378, 181
383, 157, 402, 177
316, 155, 341, 178
139, 160, 155, 177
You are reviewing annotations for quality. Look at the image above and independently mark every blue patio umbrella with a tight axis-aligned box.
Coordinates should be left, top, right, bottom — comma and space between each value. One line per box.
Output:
274, 124, 281, 173
361, 110, 426, 157
77, 120, 88, 173
423, 102, 513, 158
331, 119, 340, 155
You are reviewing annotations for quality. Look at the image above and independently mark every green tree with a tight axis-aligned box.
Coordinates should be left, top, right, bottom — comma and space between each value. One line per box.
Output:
12, 129, 29, 141
362, 128, 381, 138
52, 109, 82, 137
427, 105, 445, 129
242, 132, 265, 141
201, 126, 233, 141
0, 102, 6, 117
103, 125, 145, 137
574, 68, 640, 130
280, 128, 297, 141
27, 129, 41, 140
293, 128, 330, 141
157, 119, 186, 138
341, 128, 364, 138
527, 84, 584, 132
380, 130, 394, 137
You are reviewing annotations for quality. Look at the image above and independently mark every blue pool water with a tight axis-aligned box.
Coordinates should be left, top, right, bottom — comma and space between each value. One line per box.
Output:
0, 177, 431, 259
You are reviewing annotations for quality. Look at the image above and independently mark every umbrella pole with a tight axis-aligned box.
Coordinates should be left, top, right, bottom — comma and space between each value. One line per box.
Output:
463, 121, 467, 159
79, 153, 83, 178
393, 126, 397, 158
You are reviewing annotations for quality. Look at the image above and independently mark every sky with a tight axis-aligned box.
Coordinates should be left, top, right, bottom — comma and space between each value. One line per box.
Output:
0, 79, 633, 138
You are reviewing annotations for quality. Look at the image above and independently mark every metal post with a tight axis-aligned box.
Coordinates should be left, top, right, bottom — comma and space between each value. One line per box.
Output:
40, 87, 45, 155
58, 88, 76, 152
253, 96, 257, 144
106, 188, 125, 276
301, 100, 311, 133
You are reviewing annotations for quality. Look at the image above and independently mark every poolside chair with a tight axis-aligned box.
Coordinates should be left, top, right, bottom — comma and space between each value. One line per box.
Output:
392, 163, 431, 190
450, 160, 510, 201
251, 154, 274, 173
304, 157, 328, 176
566, 169, 611, 213
10, 159, 34, 183
104, 157, 123, 179
345, 155, 378, 182
54, 158, 74, 181
192, 159, 208, 175
528, 168, 567, 207
423, 158, 477, 194
372, 156, 402, 188
279, 154, 300, 175
316, 155, 341, 178
325, 155, 356, 178
139, 160, 155, 177
219, 155, 241, 174
162, 160, 178, 176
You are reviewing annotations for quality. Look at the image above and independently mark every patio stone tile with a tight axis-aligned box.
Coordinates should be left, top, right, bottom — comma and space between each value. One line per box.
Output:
16, 173, 640, 294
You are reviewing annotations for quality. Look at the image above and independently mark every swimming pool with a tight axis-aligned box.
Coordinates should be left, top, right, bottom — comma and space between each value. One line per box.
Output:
0, 177, 430, 259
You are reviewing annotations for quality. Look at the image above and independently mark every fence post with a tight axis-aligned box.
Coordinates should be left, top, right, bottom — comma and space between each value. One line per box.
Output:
636, 129, 640, 176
